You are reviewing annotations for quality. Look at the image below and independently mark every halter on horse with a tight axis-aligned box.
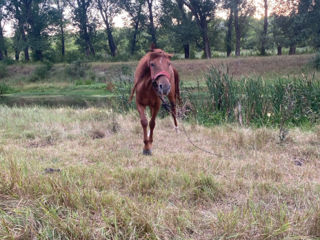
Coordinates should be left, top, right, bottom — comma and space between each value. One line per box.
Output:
130, 47, 180, 155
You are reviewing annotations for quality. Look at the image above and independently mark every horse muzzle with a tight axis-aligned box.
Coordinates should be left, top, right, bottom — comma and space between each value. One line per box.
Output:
158, 82, 171, 95
152, 71, 171, 96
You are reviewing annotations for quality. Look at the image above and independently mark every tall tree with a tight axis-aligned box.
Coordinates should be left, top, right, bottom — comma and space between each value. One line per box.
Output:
230, 0, 255, 56
120, 0, 146, 55
260, 0, 268, 55
27, 0, 53, 61
183, 0, 220, 59
8, 0, 31, 61
68, 0, 96, 56
7, 0, 54, 61
225, 8, 233, 57
146, 0, 157, 45
234, 0, 240, 56
0, 0, 8, 60
298, 0, 320, 49
160, 0, 199, 58
270, 14, 287, 55
53, 0, 67, 58
95, 0, 119, 57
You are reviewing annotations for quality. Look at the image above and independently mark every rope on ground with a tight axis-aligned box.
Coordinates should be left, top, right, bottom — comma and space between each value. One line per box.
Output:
159, 96, 233, 159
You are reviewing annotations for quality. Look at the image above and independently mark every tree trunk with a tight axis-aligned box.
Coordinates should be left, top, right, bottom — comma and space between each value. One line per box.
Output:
184, 44, 190, 59
201, 20, 211, 59
34, 49, 43, 61
24, 47, 30, 61
131, 20, 139, 55
97, 0, 117, 57
15, 50, 20, 61
20, 26, 29, 61
130, 5, 142, 55
147, 0, 157, 45
277, 46, 282, 55
226, 8, 233, 57
105, 16, 117, 57
60, 24, 65, 57
79, 0, 95, 57
234, 4, 240, 57
57, 0, 65, 57
0, 24, 5, 60
260, 0, 268, 56
289, 45, 296, 55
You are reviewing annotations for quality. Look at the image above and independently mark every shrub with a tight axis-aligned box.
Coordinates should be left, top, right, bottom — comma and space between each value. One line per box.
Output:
112, 73, 134, 112
0, 63, 8, 78
0, 82, 11, 95
65, 60, 90, 78
312, 51, 320, 70
2, 58, 15, 65
29, 62, 53, 82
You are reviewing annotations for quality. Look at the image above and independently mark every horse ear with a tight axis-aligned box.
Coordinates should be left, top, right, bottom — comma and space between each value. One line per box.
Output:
167, 53, 173, 59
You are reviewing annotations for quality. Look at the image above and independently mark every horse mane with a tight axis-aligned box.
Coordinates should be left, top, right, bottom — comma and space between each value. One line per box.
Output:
129, 49, 175, 102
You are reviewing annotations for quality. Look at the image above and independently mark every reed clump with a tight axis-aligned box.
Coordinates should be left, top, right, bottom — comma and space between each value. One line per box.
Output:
184, 67, 320, 127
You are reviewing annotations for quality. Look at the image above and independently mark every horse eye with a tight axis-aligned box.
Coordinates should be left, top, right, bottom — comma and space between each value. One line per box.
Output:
168, 62, 171, 66
150, 63, 155, 67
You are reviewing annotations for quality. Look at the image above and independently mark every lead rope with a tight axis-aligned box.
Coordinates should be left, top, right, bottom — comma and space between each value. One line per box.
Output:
158, 95, 233, 159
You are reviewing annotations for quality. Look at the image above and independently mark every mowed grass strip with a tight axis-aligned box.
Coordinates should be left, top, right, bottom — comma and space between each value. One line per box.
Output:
0, 106, 319, 239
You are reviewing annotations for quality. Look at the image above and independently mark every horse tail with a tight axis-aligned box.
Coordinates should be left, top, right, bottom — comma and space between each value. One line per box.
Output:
173, 67, 181, 104
129, 82, 137, 102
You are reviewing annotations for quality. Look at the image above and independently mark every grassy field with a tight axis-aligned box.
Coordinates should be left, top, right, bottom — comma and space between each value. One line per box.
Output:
0, 106, 319, 239
0, 54, 319, 239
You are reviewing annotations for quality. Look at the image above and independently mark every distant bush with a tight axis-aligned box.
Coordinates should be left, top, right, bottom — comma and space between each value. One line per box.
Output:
75, 79, 94, 86
1, 58, 16, 65
65, 60, 90, 78
112, 72, 134, 112
0, 82, 11, 95
0, 63, 8, 78
312, 51, 320, 70
29, 62, 53, 82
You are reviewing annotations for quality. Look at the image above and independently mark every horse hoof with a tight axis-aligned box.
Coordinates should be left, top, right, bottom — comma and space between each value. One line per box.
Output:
143, 149, 152, 155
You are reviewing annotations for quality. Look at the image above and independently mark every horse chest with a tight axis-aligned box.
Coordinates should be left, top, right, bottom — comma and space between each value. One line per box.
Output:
136, 82, 159, 107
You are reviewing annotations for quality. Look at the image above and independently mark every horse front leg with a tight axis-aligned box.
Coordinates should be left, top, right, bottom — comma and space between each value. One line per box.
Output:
149, 103, 160, 152
137, 104, 151, 155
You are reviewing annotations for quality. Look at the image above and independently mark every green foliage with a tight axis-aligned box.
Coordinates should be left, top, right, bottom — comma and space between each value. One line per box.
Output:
112, 66, 135, 112
0, 63, 8, 78
312, 51, 320, 70
0, 82, 11, 94
1, 58, 16, 65
29, 62, 53, 82
64, 60, 90, 79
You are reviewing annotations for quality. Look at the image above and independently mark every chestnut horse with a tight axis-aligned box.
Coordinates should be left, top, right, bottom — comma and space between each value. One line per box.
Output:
129, 47, 180, 155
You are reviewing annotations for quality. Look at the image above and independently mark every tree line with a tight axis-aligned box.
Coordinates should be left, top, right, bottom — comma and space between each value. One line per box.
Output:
0, 0, 319, 62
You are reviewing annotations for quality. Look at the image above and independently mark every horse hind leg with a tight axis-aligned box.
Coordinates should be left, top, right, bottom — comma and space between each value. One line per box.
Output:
169, 98, 179, 133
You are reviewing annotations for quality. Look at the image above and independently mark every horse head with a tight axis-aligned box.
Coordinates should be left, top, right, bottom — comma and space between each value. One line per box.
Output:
148, 50, 173, 96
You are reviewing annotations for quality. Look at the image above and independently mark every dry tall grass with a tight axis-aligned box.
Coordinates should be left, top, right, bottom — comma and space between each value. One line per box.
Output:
0, 106, 319, 239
